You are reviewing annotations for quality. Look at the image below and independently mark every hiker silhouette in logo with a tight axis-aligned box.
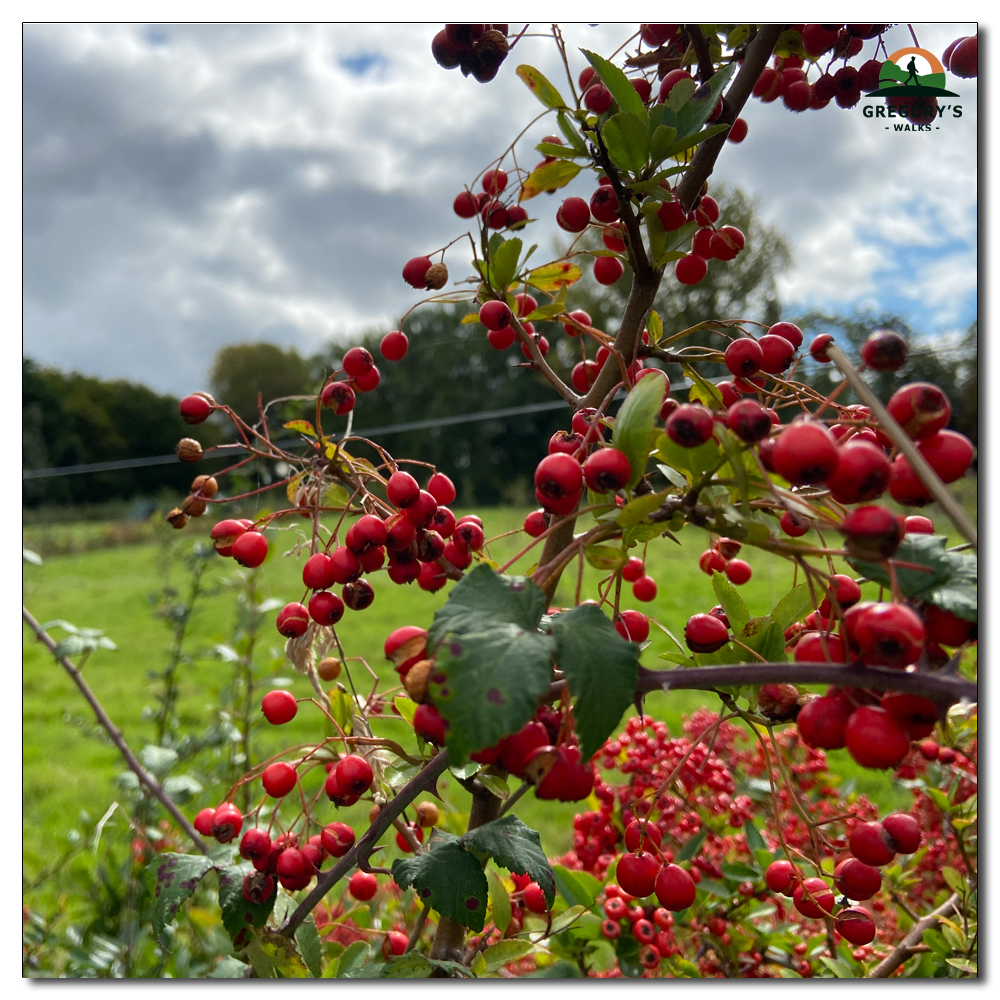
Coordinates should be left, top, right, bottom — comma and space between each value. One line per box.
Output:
902, 56, 920, 87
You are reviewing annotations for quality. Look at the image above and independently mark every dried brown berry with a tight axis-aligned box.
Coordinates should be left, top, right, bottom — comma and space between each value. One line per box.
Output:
176, 438, 204, 463
191, 474, 219, 498
416, 801, 440, 828
403, 658, 434, 703
166, 507, 189, 529
424, 262, 449, 290
182, 494, 207, 517
317, 657, 342, 681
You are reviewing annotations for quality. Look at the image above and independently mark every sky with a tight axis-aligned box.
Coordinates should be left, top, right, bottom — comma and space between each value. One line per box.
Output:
21, 20, 979, 397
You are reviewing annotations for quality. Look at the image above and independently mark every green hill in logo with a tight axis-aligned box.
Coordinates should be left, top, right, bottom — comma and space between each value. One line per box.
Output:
870, 59, 957, 97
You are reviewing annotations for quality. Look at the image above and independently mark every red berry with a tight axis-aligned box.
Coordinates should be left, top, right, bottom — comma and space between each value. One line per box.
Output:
809, 334, 834, 362
684, 613, 729, 653
179, 394, 213, 424
212, 803, 243, 844
727, 400, 771, 443
624, 820, 662, 853
882, 813, 921, 855
534, 453, 584, 516
948, 35, 977, 78
413, 703, 448, 745
632, 576, 657, 602
918, 430, 974, 483
780, 511, 810, 537
757, 334, 795, 374
881, 692, 938, 739
487, 326, 516, 350
698, 549, 727, 575
583, 448, 632, 493
861, 329, 909, 371
453, 191, 478, 217
382, 930, 409, 959
523, 881, 548, 913
849, 821, 895, 866
261, 689, 298, 725
765, 859, 799, 896
819, 573, 863, 617
852, 602, 925, 668
556, 197, 591, 233
727, 117, 748, 143
387, 470, 420, 508
380, 330, 408, 361
479, 299, 512, 332
886, 382, 952, 440
836, 907, 876, 946
262, 761, 298, 798
617, 851, 661, 898
499, 721, 549, 777
482, 168, 507, 195
666, 404, 714, 447
792, 877, 835, 918
336, 755, 374, 796
659, 68, 694, 102
571, 361, 599, 393
349, 871, 378, 901
840, 504, 903, 561
601, 918, 621, 940
844, 707, 911, 769
766, 322, 803, 349
827, 441, 891, 505
321, 822, 356, 858
402, 256, 433, 289
395, 825, 424, 853
594, 255, 624, 285
724, 338, 763, 378
834, 857, 882, 900
194, 807, 215, 837
796, 694, 851, 749
240, 828, 273, 862
584, 84, 613, 114
308, 591, 345, 627
242, 871, 275, 905
656, 200, 687, 231
773, 421, 839, 485
675, 253, 707, 285
523, 509, 547, 537
622, 557, 644, 582
724, 559, 752, 585
654, 864, 696, 911
276, 602, 309, 638
232, 530, 268, 568
616, 610, 650, 643
710, 225, 745, 260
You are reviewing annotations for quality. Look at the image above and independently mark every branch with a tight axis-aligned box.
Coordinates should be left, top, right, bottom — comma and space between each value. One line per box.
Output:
826, 344, 978, 549
22, 606, 210, 854
869, 892, 960, 978
637, 661, 977, 705
280, 749, 450, 937
675, 24, 784, 211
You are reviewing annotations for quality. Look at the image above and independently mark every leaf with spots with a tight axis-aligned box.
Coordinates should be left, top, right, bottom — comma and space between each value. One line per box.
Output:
391, 833, 489, 932
427, 564, 547, 648
460, 816, 555, 910
147, 852, 215, 943
429, 624, 555, 764
217, 863, 278, 948
549, 604, 639, 759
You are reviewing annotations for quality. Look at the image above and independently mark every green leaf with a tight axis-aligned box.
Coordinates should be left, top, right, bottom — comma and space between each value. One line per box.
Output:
392, 696, 417, 724
478, 772, 510, 800
461, 816, 555, 909
722, 860, 760, 880
147, 853, 215, 942
743, 820, 767, 854
649, 124, 679, 163
770, 583, 814, 630
552, 865, 602, 909
581, 49, 646, 116
295, 917, 321, 978
430, 623, 555, 764
162, 774, 203, 805
716, 426, 750, 513
218, 864, 278, 947
584, 544, 627, 571
674, 64, 736, 138
946, 958, 978, 974
489, 237, 523, 294
526, 961, 583, 978
615, 932, 643, 977
602, 111, 650, 174
428, 564, 546, 647
520, 160, 581, 201
380, 954, 474, 978
526, 260, 583, 292
642, 201, 666, 273
516, 64, 568, 110
738, 617, 787, 663
676, 829, 707, 862
487, 867, 511, 934
333, 941, 370, 978
207, 956, 249, 978
536, 141, 580, 159
818, 956, 855, 978
482, 939, 535, 973
941, 866, 967, 896
624, 522, 665, 548
557, 111, 588, 153
612, 369, 668, 488
139, 744, 179, 777
647, 310, 663, 344
616, 491, 667, 528
655, 433, 720, 482
655, 122, 729, 160
550, 604, 639, 759
392, 834, 489, 932
711, 571, 749, 633
666, 77, 697, 112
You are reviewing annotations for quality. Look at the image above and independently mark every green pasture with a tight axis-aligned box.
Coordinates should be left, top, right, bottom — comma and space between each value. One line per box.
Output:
23, 505, 921, 916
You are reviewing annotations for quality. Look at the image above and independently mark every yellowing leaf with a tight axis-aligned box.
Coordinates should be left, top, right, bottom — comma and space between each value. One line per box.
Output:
283, 419, 316, 437
516, 65, 568, 110
520, 160, 581, 201
527, 261, 583, 292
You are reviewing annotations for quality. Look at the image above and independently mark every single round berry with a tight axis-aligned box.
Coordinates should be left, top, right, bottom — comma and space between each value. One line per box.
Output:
836, 907, 876, 946
308, 590, 345, 627
654, 864, 696, 911
240, 828, 272, 862
317, 656, 342, 681
886, 382, 952, 440
882, 813, 921, 855
622, 557, 644, 582
482, 168, 507, 195
349, 871, 378, 901
666, 404, 714, 448
809, 333, 834, 362
827, 440, 891, 505
834, 857, 882, 900
276, 602, 309, 638
860, 329, 909, 371
212, 803, 243, 844
792, 877, 835, 918
523, 881, 549, 913
387, 470, 420, 508
624, 819, 662, 854
849, 821, 895, 866
684, 613, 729, 653
343, 578, 375, 611
211, 518, 248, 557
773, 421, 839, 485
727, 400, 771, 443
616, 610, 650, 643
590, 185, 619, 223
765, 859, 799, 896
766, 321, 803, 349
724, 559, 752, 585
534, 453, 584, 516
699, 549, 727, 575
342, 347, 374, 380
179, 394, 213, 425
380, 330, 408, 361
844, 707, 911, 770
261, 689, 298, 725
840, 505, 903, 561
556, 196, 591, 233
724, 338, 764, 378
232, 530, 268, 568
728, 117, 748, 142
675, 253, 707, 285
335, 755, 374, 796
262, 761, 298, 798
584, 84, 613, 114
523, 509, 547, 537
413, 703, 448, 745
453, 191, 478, 217
479, 299, 512, 332
632, 575, 657, 602
757, 334, 795, 373
395, 824, 424, 853
583, 448, 632, 493
852, 602, 925, 668
918, 430, 974, 483
796, 694, 850, 749
320, 822, 355, 858
617, 851, 660, 898
194, 808, 215, 837
594, 255, 624, 285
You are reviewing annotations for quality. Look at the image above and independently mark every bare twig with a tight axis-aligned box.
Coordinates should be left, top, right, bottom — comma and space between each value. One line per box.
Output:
869, 893, 960, 978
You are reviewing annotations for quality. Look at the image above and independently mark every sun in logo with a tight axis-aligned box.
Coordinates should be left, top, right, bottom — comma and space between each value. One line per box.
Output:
872, 47, 957, 97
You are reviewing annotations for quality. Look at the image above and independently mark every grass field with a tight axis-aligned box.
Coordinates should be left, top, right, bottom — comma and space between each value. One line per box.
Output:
23, 503, 931, 916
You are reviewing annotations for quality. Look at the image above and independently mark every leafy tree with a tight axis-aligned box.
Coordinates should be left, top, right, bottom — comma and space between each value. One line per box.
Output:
209, 343, 312, 428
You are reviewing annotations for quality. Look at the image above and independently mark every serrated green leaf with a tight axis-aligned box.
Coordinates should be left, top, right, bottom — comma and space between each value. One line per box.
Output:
616, 491, 667, 528
675, 64, 736, 138
624, 522, 665, 548
584, 544, 627, 570
482, 939, 535, 972
711, 571, 749, 633
295, 917, 321, 978
676, 829, 707, 862
557, 110, 588, 152
655, 432, 720, 482
520, 160, 581, 201
430, 623, 554, 765
147, 853, 215, 942
581, 49, 646, 117
478, 772, 510, 800
770, 583, 814, 630
612, 370, 668, 488
428, 565, 546, 647
550, 604, 638, 759
516, 64, 568, 110
218, 864, 278, 946
666, 77, 697, 112
649, 103, 680, 133
602, 111, 649, 174
552, 865, 602, 909
392, 834, 489, 932
332, 941, 369, 978
461, 816, 555, 909
526, 260, 583, 292
487, 867, 511, 934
